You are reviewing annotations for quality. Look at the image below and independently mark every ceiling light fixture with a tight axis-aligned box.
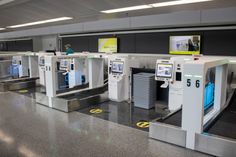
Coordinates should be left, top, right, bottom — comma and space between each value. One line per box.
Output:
101, 0, 213, 13
101, 5, 152, 13
0, 0, 15, 6
0, 28, 6, 31
7, 17, 73, 28
151, 0, 213, 7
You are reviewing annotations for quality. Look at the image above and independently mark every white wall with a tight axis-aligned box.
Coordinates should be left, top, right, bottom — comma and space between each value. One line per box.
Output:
32, 36, 42, 52
41, 35, 58, 51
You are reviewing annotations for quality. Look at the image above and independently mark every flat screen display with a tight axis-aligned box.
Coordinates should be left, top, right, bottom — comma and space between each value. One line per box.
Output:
169, 35, 201, 55
98, 38, 118, 53
111, 61, 124, 73
156, 63, 173, 78
60, 60, 69, 68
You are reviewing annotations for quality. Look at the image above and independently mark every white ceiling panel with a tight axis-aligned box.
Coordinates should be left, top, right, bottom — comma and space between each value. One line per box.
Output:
0, 0, 235, 32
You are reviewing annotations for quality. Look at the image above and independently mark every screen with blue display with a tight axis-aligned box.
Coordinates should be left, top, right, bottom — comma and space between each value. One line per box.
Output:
112, 61, 124, 73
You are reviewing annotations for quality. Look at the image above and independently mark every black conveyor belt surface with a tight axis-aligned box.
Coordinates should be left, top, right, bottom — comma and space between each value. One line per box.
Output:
161, 110, 182, 127
207, 93, 236, 139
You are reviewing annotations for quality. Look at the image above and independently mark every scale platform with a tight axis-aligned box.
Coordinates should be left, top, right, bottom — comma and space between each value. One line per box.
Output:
0, 77, 39, 92
36, 83, 108, 113
35, 83, 89, 107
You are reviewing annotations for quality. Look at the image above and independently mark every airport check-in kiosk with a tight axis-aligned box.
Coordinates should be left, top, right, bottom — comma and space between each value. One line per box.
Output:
155, 57, 192, 111
108, 55, 139, 102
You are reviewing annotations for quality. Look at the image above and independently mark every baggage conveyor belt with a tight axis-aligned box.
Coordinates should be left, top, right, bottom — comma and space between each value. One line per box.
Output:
156, 108, 182, 127
35, 83, 89, 107
51, 83, 109, 112
155, 105, 214, 128
149, 107, 186, 147
205, 92, 236, 139
194, 91, 236, 157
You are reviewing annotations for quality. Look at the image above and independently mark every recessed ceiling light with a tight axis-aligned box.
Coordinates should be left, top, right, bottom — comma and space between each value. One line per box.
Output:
151, 0, 213, 7
101, 0, 213, 13
101, 5, 152, 13
0, 28, 6, 31
7, 17, 73, 28
0, 0, 15, 6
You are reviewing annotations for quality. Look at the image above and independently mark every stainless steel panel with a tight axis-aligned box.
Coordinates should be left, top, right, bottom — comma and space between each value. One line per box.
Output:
195, 133, 236, 157
35, 92, 49, 107
52, 92, 108, 112
149, 122, 186, 147
8, 80, 36, 91
0, 83, 7, 92
0, 60, 11, 79
0, 77, 38, 92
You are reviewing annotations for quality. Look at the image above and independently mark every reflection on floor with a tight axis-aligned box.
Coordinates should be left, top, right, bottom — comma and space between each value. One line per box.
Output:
15, 87, 169, 132
0, 91, 210, 157
14, 86, 44, 99
78, 101, 168, 132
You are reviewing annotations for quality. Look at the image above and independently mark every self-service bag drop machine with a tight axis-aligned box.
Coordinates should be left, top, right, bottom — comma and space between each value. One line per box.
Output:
36, 53, 108, 112
0, 53, 39, 92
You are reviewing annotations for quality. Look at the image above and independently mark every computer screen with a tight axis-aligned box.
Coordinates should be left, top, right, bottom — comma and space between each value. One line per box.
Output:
60, 60, 69, 68
111, 61, 124, 73
156, 63, 173, 78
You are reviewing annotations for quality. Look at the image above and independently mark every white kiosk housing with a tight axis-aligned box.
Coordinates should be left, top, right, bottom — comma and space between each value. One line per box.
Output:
155, 56, 192, 111
38, 52, 54, 86
182, 58, 236, 157
150, 58, 235, 157
108, 55, 139, 102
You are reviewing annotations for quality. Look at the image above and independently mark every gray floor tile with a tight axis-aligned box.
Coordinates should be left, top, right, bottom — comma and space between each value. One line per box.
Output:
0, 92, 211, 157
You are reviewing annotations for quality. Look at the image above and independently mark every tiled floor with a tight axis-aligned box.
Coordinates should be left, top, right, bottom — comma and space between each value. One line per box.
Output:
0, 91, 211, 157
